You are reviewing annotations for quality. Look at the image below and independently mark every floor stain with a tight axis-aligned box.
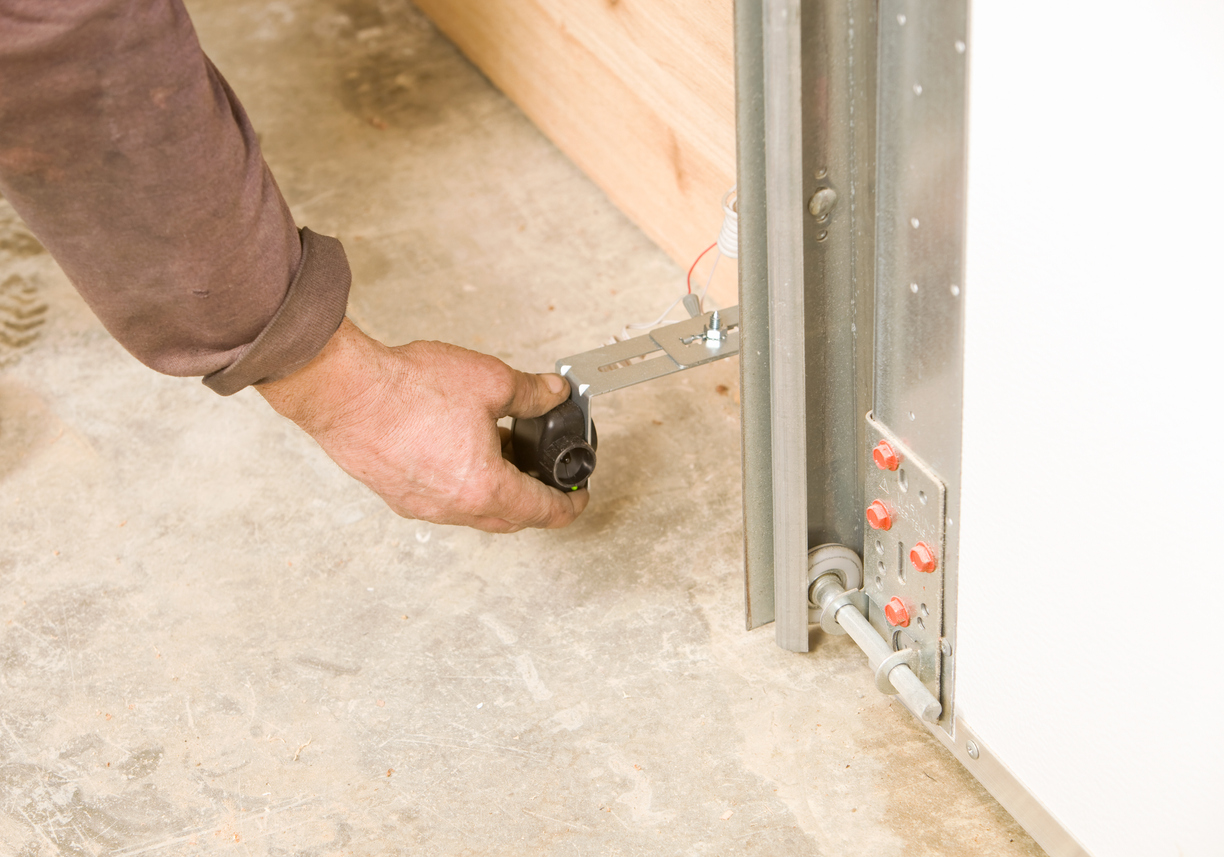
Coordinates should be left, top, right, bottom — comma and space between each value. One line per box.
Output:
320, 0, 484, 132
0, 200, 49, 368
0, 274, 48, 366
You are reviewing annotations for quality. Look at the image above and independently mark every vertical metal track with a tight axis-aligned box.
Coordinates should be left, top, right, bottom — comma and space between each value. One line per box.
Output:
746, 0, 877, 649
761, 0, 809, 652
800, 0, 877, 558
736, 0, 775, 631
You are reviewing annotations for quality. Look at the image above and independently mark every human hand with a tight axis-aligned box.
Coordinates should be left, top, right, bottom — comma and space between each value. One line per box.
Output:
256, 318, 588, 532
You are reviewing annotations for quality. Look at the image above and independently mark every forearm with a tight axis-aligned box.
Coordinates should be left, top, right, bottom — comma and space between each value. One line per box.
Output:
0, 0, 348, 389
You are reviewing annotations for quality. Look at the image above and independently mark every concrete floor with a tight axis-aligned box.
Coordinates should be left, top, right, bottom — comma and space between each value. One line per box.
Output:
0, 2, 1045, 855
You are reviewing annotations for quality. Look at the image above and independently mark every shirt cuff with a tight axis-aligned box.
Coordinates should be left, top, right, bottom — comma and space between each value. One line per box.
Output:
203, 227, 351, 395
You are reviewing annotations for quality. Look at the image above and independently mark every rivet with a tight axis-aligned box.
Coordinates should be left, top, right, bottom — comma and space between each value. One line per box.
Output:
966, 740, 980, 760
809, 186, 839, 220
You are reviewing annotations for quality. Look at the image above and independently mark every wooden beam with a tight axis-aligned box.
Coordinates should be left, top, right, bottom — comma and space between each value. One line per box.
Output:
414, 0, 736, 293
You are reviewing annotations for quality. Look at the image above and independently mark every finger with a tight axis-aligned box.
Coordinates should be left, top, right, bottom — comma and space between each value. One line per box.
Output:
479, 459, 585, 529
499, 369, 571, 420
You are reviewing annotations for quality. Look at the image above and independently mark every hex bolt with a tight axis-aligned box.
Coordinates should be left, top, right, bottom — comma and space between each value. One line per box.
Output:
966, 741, 980, 760
884, 597, 910, 627
704, 310, 727, 343
910, 542, 938, 573
865, 500, 893, 531
808, 186, 838, 221
872, 440, 900, 471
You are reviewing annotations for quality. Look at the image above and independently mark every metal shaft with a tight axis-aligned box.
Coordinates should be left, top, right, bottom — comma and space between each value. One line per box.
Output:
814, 576, 941, 723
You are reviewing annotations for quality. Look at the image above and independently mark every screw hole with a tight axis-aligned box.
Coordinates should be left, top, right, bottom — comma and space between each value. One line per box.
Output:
875, 575, 883, 590
920, 603, 929, 617
875, 538, 884, 555
916, 617, 925, 630
918, 490, 927, 505
897, 468, 908, 492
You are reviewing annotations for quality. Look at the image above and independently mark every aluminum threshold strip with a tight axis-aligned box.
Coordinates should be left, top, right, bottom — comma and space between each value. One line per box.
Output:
932, 718, 1092, 857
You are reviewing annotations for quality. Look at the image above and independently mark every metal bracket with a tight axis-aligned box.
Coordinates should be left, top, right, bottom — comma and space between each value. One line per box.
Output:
556, 306, 741, 439
863, 412, 947, 712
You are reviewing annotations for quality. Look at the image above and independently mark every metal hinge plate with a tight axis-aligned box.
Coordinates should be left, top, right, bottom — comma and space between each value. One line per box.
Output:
864, 412, 947, 703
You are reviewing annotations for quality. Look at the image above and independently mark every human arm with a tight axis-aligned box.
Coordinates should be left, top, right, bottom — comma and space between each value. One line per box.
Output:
0, 0, 585, 531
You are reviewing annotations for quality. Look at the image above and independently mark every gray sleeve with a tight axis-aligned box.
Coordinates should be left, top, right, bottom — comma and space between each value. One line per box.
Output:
0, 0, 351, 393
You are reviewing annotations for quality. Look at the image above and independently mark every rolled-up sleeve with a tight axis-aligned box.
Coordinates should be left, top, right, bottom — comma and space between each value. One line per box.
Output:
0, 0, 350, 394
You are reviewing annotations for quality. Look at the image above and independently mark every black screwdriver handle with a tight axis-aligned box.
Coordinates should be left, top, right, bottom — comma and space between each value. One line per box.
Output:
510, 400, 598, 491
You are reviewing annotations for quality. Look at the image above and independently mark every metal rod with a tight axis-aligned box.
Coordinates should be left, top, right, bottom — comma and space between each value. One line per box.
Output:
814, 576, 941, 723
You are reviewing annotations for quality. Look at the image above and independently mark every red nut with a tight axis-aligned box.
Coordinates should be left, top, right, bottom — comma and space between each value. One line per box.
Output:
872, 440, 900, 471
885, 597, 910, 627
866, 500, 892, 531
910, 542, 938, 573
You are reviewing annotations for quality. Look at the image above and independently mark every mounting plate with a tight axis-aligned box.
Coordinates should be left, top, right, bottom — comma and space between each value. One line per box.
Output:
556, 307, 740, 440
864, 412, 947, 705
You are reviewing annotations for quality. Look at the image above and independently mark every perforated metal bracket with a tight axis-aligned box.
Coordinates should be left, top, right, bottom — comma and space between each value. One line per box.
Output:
556, 306, 740, 439
863, 412, 948, 716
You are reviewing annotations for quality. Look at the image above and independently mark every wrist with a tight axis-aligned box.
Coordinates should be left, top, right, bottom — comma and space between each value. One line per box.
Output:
255, 317, 386, 435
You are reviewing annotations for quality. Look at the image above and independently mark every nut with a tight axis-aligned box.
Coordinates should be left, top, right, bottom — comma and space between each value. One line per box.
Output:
872, 440, 900, 471
865, 500, 892, 531
884, 597, 910, 627
910, 542, 938, 573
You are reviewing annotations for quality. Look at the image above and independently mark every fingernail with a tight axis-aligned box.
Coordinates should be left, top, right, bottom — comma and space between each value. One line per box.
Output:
544, 374, 567, 395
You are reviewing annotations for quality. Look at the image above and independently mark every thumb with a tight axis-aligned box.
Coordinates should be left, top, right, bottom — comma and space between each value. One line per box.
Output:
502, 370, 571, 420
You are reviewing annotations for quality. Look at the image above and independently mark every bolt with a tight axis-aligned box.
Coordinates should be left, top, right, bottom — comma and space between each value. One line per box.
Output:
884, 597, 910, 627
872, 440, 900, 471
865, 500, 892, 531
910, 542, 938, 573
966, 740, 980, 760
704, 310, 727, 343
808, 186, 838, 221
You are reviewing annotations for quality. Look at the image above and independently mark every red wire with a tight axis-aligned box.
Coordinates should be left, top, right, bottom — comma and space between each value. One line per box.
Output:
686, 242, 718, 294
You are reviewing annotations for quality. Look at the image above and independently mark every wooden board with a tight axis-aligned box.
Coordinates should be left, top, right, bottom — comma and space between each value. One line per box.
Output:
414, 0, 737, 296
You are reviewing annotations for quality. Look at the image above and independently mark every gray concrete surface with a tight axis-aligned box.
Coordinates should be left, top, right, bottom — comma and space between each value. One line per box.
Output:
0, 2, 1045, 854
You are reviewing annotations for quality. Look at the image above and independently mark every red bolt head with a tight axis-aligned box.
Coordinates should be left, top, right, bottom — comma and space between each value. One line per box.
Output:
885, 597, 910, 627
866, 500, 892, 531
872, 440, 900, 471
910, 542, 938, 573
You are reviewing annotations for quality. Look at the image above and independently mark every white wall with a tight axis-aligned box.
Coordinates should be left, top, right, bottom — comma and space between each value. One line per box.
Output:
959, 2, 1224, 855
